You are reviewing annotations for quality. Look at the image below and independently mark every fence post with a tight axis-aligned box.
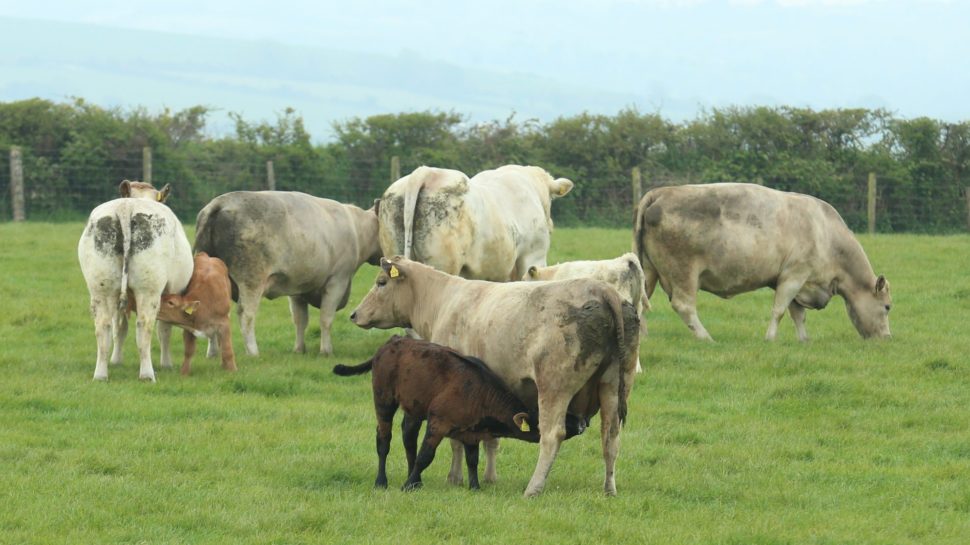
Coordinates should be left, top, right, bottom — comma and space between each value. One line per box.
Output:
631, 166, 642, 211
965, 186, 970, 232
266, 160, 276, 191
10, 147, 25, 222
867, 172, 876, 234
142, 146, 152, 184
390, 156, 401, 184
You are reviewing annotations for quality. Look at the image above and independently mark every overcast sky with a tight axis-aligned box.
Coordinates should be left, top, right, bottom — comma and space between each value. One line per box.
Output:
2, 0, 967, 124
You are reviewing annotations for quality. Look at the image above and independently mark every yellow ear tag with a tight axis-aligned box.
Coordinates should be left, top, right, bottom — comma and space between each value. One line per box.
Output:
520, 421, 530, 432
184, 306, 194, 315
389, 265, 400, 278
156, 192, 163, 202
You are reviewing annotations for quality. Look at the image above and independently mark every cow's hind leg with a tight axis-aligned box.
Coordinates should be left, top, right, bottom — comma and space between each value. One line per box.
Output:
464, 441, 481, 490
375, 403, 396, 489
133, 291, 161, 382
523, 395, 569, 497
236, 284, 263, 356
110, 311, 128, 365
288, 296, 309, 354
403, 422, 444, 491
91, 296, 117, 381
401, 414, 422, 476
669, 277, 712, 341
598, 368, 623, 496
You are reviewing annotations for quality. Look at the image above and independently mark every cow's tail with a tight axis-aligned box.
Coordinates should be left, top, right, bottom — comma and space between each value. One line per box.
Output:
116, 201, 134, 312
193, 202, 218, 255
333, 358, 374, 376
603, 288, 634, 425
401, 167, 429, 260
634, 191, 660, 301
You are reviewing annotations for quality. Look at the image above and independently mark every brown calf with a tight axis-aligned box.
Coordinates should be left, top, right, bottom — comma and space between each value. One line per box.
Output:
156, 252, 236, 375
334, 336, 585, 491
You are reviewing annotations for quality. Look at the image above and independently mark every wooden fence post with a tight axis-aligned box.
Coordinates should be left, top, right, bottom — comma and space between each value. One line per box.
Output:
266, 160, 276, 191
142, 146, 152, 185
390, 156, 401, 184
10, 147, 25, 221
631, 166, 642, 211
965, 186, 970, 232
867, 172, 877, 234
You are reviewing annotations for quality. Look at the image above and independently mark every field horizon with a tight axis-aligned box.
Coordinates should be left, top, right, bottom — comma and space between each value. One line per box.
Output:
1, 223, 968, 544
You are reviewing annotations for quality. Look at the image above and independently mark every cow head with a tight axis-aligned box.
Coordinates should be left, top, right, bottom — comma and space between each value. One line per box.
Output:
119, 180, 171, 202
349, 257, 414, 329
845, 274, 892, 339
523, 264, 554, 281
158, 294, 201, 324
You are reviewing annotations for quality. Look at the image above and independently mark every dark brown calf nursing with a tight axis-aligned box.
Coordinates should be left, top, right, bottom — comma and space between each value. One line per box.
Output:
334, 335, 585, 490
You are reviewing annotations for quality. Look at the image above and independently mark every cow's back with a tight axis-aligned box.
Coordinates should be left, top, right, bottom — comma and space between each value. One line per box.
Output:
195, 191, 365, 300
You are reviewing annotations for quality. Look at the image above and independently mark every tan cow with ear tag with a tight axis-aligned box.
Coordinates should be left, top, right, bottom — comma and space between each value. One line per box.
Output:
119, 179, 171, 202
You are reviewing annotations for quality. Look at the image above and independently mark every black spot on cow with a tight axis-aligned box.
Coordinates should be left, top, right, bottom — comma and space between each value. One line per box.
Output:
746, 213, 763, 228
130, 212, 167, 254
92, 216, 123, 256
560, 298, 613, 371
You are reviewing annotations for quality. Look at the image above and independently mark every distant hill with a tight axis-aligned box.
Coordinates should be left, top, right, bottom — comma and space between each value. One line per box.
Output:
0, 17, 646, 141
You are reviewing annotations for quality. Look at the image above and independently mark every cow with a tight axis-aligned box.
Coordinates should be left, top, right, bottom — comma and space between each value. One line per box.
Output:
194, 191, 382, 356
350, 257, 640, 497
118, 179, 171, 202
524, 252, 650, 372
333, 336, 587, 491
155, 252, 236, 375
634, 182, 892, 341
376, 165, 573, 282
78, 198, 193, 381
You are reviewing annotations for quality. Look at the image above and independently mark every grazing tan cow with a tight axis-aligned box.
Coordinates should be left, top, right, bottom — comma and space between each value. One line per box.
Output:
376, 165, 573, 281
194, 191, 381, 356
525, 252, 649, 372
156, 252, 236, 375
634, 183, 892, 341
350, 257, 640, 497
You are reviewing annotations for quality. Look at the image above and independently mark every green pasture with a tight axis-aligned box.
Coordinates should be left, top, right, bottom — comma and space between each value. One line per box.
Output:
1, 222, 968, 545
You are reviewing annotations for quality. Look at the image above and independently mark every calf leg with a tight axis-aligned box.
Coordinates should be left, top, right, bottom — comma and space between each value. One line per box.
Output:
218, 325, 237, 371
464, 441, 481, 490
374, 403, 396, 489
766, 279, 805, 341
403, 423, 444, 491
788, 301, 809, 342
482, 439, 499, 483
91, 296, 117, 381
180, 329, 196, 375
236, 284, 263, 356
669, 278, 712, 341
401, 414, 422, 476
288, 296, 309, 354
157, 321, 175, 370
446, 440, 464, 485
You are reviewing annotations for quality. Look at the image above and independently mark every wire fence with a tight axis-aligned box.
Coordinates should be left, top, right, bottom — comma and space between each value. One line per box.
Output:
2, 145, 969, 233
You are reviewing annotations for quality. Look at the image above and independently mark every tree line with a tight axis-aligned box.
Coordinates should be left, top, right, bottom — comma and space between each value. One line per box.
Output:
1, 97, 968, 232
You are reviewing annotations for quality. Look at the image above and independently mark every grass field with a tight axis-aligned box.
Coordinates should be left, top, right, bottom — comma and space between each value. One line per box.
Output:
1, 222, 969, 545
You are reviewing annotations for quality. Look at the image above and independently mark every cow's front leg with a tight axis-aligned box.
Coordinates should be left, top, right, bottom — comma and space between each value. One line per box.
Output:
180, 329, 196, 375
236, 284, 263, 356
217, 326, 237, 372
288, 296, 308, 354
482, 438, 500, 483
788, 301, 809, 342
447, 439, 464, 485
766, 279, 805, 340
317, 277, 349, 356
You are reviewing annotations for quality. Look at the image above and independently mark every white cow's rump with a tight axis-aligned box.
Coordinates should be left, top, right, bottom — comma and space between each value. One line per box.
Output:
78, 198, 193, 382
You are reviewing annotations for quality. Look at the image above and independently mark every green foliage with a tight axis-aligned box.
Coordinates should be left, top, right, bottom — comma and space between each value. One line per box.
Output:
2, 223, 969, 544
1, 99, 969, 231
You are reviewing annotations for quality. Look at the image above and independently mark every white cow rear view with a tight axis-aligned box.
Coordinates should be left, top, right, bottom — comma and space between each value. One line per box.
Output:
78, 198, 193, 382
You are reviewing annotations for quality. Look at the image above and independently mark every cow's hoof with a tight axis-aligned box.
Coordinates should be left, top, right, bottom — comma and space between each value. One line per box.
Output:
523, 487, 542, 498
92, 375, 109, 382
139, 374, 156, 383
446, 474, 464, 486
401, 481, 422, 492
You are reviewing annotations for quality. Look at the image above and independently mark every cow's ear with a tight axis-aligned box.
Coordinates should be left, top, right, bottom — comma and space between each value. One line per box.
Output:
183, 300, 201, 315
373, 198, 381, 216
875, 275, 889, 294
552, 177, 574, 198
119, 180, 131, 198
527, 266, 539, 279
157, 184, 171, 202
513, 413, 530, 432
